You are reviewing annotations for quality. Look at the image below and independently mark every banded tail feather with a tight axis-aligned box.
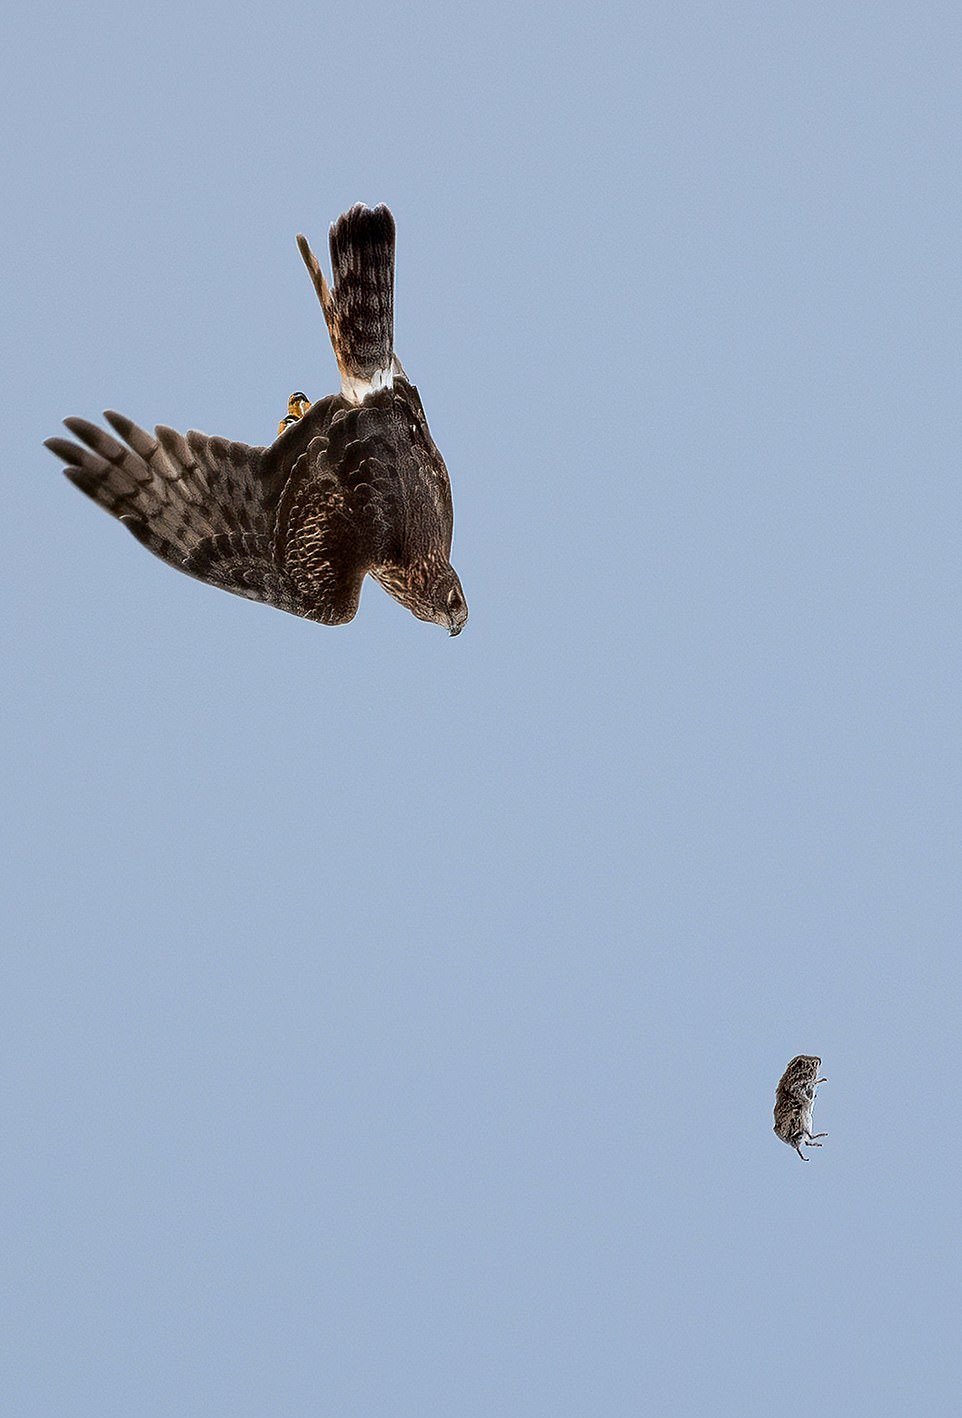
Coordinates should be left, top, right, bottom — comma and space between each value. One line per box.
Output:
297, 203, 396, 404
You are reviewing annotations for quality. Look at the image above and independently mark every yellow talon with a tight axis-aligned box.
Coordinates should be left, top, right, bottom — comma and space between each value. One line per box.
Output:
277, 391, 312, 437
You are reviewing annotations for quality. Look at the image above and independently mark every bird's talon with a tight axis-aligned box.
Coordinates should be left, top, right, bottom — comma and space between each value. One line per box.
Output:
277, 391, 312, 436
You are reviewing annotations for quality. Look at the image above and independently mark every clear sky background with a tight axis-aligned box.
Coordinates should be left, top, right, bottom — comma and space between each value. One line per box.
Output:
3, 3, 960, 1414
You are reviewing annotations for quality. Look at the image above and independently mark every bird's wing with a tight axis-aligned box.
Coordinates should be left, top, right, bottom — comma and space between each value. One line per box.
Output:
46, 398, 399, 626
273, 399, 401, 622
46, 412, 308, 612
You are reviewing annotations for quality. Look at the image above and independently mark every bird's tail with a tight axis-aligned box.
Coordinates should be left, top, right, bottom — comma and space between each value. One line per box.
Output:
297, 204, 396, 404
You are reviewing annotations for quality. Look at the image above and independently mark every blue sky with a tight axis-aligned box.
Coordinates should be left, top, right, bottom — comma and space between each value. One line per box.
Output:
3, 3, 960, 1414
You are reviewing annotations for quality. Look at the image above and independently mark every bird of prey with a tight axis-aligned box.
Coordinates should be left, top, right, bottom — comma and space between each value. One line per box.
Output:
773, 1055, 828, 1161
46, 204, 468, 634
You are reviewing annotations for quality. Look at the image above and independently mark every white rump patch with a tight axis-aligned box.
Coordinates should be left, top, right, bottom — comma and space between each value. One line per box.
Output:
341, 366, 394, 404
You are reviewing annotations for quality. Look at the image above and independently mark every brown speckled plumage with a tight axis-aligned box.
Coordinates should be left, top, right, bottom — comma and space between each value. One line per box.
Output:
46, 204, 468, 635
773, 1055, 828, 1161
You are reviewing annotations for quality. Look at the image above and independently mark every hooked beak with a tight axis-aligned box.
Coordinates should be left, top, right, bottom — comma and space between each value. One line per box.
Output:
449, 624, 463, 637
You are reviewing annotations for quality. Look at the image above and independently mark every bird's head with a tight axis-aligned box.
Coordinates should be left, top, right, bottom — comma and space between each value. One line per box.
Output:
377, 559, 468, 636
420, 566, 468, 636
440, 573, 469, 636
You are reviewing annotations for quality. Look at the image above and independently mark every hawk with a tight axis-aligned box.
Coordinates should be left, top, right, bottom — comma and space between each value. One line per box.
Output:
45, 204, 468, 634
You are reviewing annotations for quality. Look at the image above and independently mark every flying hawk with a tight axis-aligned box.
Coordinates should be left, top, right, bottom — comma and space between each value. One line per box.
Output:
46, 204, 468, 634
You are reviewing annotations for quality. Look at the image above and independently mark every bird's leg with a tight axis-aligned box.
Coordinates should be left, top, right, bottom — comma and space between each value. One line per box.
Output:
816, 1077, 828, 1085
277, 391, 312, 437
806, 1132, 828, 1142
794, 1141, 809, 1161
